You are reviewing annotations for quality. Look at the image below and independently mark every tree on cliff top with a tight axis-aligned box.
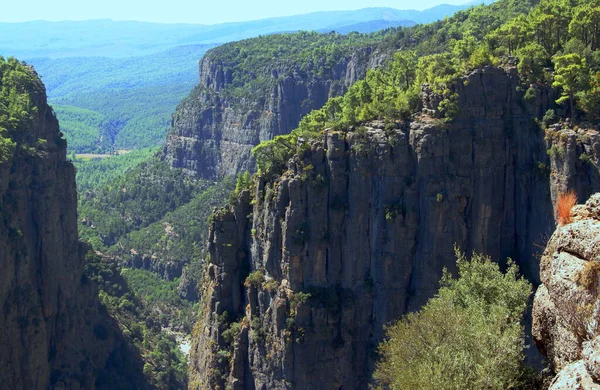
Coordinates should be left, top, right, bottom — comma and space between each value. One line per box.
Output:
373, 249, 533, 390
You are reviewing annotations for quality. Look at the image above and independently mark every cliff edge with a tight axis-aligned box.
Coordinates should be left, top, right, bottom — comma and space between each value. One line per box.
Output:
188, 66, 600, 389
533, 193, 600, 389
0, 59, 146, 389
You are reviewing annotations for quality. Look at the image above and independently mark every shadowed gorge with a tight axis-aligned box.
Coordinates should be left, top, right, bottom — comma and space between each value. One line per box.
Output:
0, 58, 149, 389
3, 0, 600, 388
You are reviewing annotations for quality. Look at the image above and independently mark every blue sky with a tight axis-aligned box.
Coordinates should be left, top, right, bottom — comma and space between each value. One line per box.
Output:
2, 0, 470, 24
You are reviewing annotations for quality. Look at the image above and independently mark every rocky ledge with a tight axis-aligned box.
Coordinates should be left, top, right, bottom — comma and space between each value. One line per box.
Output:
533, 193, 600, 389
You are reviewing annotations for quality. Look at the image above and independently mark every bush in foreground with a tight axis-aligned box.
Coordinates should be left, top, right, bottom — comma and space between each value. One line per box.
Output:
373, 248, 533, 390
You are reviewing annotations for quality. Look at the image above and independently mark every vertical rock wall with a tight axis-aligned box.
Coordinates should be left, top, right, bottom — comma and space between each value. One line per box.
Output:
162, 47, 385, 180
190, 67, 600, 389
0, 67, 146, 389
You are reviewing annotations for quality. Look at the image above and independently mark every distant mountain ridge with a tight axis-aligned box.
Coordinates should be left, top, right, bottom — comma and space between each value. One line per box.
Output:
1, 3, 487, 58
0, 1, 490, 153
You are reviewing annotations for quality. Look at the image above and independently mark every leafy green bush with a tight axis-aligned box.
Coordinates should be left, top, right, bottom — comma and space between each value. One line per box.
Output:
244, 270, 265, 289
373, 248, 532, 390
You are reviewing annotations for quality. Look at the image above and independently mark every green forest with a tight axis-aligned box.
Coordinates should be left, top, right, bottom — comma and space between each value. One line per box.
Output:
0, 57, 58, 163
254, 0, 600, 177
28, 44, 213, 154
31, 0, 600, 387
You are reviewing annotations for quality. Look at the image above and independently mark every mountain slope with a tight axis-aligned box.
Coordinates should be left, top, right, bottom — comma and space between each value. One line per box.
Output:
28, 44, 213, 151
0, 4, 476, 154
161, 30, 391, 180
0, 57, 150, 389
189, 0, 600, 387
0, 5, 473, 58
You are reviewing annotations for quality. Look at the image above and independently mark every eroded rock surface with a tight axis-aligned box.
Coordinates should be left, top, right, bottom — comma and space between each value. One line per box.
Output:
533, 193, 600, 389
190, 67, 600, 389
162, 46, 386, 180
0, 67, 146, 389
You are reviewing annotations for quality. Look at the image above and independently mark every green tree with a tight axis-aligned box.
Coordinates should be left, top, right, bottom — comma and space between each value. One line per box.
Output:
552, 53, 590, 119
486, 15, 531, 55
388, 50, 418, 91
580, 72, 600, 120
517, 42, 548, 83
530, 0, 572, 55
569, 4, 600, 50
373, 249, 532, 390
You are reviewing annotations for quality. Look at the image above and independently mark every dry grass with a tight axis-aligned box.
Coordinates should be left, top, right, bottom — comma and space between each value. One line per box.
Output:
556, 190, 578, 226
576, 262, 600, 292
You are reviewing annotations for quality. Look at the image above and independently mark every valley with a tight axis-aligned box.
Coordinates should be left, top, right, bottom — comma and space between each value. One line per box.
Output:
2, 0, 600, 388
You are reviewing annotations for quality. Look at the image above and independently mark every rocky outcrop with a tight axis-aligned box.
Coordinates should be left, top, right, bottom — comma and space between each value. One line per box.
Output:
189, 66, 600, 389
0, 66, 146, 389
533, 193, 600, 389
162, 46, 386, 181
546, 123, 600, 205
124, 251, 186, 280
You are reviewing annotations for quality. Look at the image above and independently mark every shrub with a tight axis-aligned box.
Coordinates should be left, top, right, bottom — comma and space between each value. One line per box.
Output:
556, 190, 578, 226
547, 145, 563, 159
580, 153, 591, 163
541, 109, 557, 129
373, 248, 532, 390
244, 270, 265, 289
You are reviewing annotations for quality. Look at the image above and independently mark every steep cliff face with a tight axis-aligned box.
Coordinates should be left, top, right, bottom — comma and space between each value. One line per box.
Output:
189, 66, 600, 389
546, 124, 600, 207
162, 45, 385, 180
0, 63, 145, 389
532, 193, 600, 389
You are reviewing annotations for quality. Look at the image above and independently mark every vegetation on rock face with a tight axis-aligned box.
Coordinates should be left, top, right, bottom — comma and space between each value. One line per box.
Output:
373, 249, 533, 390
555, 190, 578, 226
0, 56, 49, 163
195, 30, 389, 104
253, 0, 600, 177
84, 251, 187, 389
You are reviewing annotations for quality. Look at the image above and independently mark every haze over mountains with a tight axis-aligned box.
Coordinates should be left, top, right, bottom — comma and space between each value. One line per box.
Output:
6, 0, 600, 388
1, 3, 490, 58
0, 2, 489, 153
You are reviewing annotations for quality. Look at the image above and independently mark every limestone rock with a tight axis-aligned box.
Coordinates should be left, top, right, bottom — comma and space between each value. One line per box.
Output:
0, 66, 146, 389
533, 193, 600, 388
162, 46, 386, 180
190, 67, 600, 389
549, 361, 600, 390
584, 337, 600, 382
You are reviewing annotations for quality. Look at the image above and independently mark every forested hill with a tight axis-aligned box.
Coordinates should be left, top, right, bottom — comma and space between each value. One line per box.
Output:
191, 0, 600, 388
75, 0, 509, 315
0, 5, 475, 58
0, 4, 479, 155
29, 44, 215, 152
160, 0, 513, 180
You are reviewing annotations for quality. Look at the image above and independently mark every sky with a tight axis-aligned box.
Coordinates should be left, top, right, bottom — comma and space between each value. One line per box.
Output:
1, 0, 471, 24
